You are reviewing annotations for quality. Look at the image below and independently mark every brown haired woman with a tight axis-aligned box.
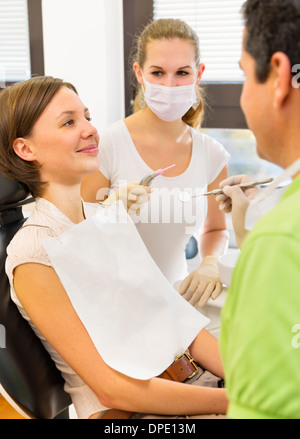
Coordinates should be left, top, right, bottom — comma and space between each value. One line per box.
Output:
0, 76, 228, 419
81, 18, 230, 308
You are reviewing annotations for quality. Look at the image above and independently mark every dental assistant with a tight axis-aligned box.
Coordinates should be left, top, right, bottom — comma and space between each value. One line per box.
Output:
82, 18, 229, 307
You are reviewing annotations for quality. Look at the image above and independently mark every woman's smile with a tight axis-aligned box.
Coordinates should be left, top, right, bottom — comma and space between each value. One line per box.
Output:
76, 144, 99, 154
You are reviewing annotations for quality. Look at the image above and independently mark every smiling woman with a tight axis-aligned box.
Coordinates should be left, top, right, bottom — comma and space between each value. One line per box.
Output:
0, 77, 80, 198
0, 75, 228, 419
12, 86, 100, 195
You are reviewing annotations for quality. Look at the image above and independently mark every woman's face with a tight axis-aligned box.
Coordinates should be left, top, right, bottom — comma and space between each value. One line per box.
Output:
135, 38, 205, 87
19, 86, 100, 184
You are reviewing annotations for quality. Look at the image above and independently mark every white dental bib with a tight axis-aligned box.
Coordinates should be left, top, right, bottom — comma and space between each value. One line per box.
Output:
43, 201, 209, 380
245, 159, 300, 230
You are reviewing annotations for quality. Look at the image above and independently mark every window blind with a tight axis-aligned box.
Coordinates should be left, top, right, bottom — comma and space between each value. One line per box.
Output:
0, 0, 31, 84
153, 0, 245, 82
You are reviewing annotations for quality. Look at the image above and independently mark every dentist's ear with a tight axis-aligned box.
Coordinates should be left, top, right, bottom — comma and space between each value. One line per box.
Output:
270, 52, 292, 109
13, 138, 36, 162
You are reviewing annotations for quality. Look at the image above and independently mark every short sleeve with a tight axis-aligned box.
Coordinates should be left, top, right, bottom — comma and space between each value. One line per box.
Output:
6, 225, 53, 279
205, 135, 230, 184
5, 225, 54, 307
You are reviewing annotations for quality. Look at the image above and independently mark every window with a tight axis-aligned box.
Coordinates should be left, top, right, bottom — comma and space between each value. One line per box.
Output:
200, 128, 283, 179
0, 0, 44, 86
0, 0, 31, 84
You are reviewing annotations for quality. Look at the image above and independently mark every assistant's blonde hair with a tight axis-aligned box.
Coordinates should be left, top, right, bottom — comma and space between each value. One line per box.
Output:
131, 18, 205, 128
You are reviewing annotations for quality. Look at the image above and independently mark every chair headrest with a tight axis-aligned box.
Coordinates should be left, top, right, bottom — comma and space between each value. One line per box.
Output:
0, 172, 31, 210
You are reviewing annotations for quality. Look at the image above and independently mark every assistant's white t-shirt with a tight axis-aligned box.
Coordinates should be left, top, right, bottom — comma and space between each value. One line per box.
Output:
98, 120, 229, 284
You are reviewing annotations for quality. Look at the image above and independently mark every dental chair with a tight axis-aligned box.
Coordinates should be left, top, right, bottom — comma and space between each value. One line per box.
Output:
0, 173, 72, 419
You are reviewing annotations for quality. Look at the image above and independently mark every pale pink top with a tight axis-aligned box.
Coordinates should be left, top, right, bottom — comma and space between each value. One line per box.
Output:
6, 197, 106, 419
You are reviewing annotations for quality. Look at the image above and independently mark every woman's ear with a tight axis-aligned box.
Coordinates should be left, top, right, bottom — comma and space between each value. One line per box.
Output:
133, 62, 144, 85
196, 63, 205, 84
13, 138, 36, 162
270, 52, 292, 109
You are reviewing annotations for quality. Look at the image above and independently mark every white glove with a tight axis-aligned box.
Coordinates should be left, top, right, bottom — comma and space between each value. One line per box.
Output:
179, 256, 222, 308
216, 174, 259, 213
105, 182, 152, 214
216, 175, 259, 248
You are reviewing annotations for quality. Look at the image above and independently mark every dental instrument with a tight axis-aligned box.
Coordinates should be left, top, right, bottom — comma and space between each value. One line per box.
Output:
179, 177, 274, 202
139, 164, 176, 186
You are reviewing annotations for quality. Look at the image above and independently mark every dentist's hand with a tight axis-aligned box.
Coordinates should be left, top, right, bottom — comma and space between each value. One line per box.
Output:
179, 256, 222, 308
216, 175, 259, 248
216, 175, 259, 213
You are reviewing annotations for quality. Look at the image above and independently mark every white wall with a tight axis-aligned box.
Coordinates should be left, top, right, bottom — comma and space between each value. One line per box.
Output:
42, 0, 125, 131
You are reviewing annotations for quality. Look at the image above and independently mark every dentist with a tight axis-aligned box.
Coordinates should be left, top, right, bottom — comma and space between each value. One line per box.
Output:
217, 0, 300, 419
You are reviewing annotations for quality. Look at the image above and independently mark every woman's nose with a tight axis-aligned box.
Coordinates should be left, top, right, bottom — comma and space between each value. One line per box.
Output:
82, 118, 98, 138
164, 75, 176, 87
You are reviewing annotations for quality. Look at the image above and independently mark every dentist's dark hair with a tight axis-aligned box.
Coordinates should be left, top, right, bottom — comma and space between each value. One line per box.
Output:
243, 0, 300, 83
0, 76, 77, 198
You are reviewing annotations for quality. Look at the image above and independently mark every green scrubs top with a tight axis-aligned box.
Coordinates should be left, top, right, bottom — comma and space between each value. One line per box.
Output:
220, 174, 300, 419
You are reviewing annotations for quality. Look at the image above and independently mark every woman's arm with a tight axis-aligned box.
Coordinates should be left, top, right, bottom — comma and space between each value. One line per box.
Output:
179, 166, 229, 307
13, 263, 227, 416
189, 329, 224, 379
200, 164, 229, 256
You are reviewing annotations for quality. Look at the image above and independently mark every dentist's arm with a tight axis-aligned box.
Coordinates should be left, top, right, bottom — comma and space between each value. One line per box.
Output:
216, 175, 259, 248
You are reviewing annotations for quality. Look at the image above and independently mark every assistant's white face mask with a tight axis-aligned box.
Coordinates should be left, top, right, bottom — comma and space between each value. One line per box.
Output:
245, 158, 300, 230
142, 74, 197, 122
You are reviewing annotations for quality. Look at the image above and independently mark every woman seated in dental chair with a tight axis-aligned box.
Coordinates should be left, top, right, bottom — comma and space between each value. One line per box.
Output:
0, 76, 227, 419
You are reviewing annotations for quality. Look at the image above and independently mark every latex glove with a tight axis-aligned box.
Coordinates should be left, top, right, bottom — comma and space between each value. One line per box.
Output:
216, 174, 259, 213
179, 256, 222, 308
104, 182, 152, 214
215, 175, 260, 248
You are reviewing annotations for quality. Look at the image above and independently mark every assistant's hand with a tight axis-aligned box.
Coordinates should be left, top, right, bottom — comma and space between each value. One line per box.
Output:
179, 256, 222, 308
215, 175, 260, 248
105, 182, 152, 214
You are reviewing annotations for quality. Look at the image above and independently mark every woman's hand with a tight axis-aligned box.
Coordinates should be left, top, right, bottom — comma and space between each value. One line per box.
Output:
179, 256, 222, 308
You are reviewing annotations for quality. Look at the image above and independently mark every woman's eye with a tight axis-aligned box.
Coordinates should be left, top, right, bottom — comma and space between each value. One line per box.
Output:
86, 116, 92, 122
151, 71, 163, 76
177, 71, 189, 76
63, 119, 74, 127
